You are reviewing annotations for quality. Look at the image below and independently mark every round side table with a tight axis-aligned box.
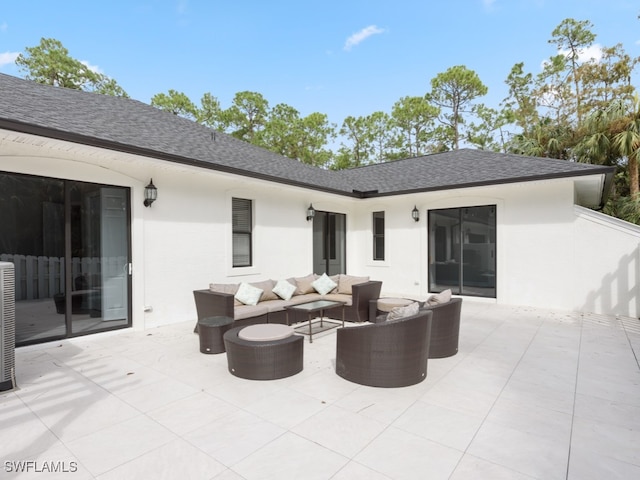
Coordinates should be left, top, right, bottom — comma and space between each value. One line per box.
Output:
198, 316, 234, 354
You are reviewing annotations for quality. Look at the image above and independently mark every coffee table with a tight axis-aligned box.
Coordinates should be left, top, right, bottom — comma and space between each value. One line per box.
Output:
285, 300, 345, 343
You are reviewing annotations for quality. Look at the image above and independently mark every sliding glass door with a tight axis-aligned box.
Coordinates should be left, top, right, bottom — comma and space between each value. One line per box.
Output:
428, 205, 496, 298
0, 172, 132, 346
312, 211, 346, 275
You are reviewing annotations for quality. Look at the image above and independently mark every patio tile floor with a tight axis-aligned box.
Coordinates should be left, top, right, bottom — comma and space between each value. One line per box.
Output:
2, 301, 640, 479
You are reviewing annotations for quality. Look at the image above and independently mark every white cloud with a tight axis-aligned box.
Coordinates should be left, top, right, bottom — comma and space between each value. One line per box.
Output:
560, 44, 603, 63
80, 60, 103, 74
0, 51, 19, 67
540, 43, 604, 70
0, 22, 8, 32
344, 25, 385, 51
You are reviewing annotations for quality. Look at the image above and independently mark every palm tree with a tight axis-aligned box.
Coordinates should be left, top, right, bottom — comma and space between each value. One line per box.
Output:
574, 97, 640, 222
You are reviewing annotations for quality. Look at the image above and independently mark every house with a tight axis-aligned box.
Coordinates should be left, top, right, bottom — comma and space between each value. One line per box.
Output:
1, 73, 638, 347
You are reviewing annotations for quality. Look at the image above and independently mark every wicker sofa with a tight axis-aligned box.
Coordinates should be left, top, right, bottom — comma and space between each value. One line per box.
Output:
370, 296, 462, 358
193, 274, 382, 330
335, 309, 433, 387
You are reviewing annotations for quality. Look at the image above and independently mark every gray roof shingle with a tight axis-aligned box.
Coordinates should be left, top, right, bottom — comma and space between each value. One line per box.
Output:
0, 73, 614, 199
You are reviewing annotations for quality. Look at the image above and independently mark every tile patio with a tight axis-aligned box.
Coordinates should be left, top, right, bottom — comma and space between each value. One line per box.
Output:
2, 301, 640, 479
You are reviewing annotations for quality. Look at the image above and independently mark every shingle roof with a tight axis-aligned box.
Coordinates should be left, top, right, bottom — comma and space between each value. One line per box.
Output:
0, 73, 614, 199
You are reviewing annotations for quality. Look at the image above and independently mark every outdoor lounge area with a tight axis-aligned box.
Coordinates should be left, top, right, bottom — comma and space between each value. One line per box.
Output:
2, 301, 640, 479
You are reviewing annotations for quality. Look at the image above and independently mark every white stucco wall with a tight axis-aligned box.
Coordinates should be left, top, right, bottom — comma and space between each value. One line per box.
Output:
349, 179, 582, 313
573, 206, 640, 317
2, 132, 638, 333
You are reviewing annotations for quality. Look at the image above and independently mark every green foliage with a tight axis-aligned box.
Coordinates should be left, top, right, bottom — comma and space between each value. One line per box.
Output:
428, 65, 488, 149
16, 37, 128, 97
151, 90, 198, 119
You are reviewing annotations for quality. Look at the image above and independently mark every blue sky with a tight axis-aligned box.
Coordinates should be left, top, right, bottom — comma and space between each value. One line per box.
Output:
1, 0, 639, 129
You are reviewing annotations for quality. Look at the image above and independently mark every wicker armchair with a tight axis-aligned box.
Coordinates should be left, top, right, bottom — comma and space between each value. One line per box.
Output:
335, 310, 433, 387
423, 298, 462, 358
371, 297, 462, 359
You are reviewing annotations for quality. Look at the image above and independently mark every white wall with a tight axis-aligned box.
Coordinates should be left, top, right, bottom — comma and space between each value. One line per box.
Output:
573, 206, 640, 317
141, 167, 352, 328
3, 132, 637, 330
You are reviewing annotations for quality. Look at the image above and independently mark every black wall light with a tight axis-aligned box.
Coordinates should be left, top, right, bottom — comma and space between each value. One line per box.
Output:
412, 205, 420, 222
144, 179, 157, 207
306, 204, 316, 221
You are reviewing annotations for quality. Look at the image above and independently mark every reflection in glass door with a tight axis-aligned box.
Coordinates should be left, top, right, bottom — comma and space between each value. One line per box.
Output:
0, 172, 131, 346
428, 205, 496, 298
312, 211, 346, 276
69, 182, 130, 335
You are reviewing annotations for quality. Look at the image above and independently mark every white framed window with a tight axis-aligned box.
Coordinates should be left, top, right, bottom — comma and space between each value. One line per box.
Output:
232, 197, 252, 267
373, 211, 385, 261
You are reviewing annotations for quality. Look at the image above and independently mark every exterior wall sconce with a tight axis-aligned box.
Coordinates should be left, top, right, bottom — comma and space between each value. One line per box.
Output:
144, 179, 157, 207
306, 204, 316, 221
412, 205, 420, 222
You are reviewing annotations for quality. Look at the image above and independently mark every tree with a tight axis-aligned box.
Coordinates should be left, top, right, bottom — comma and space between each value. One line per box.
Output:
548, 18, 597, 126
223, 91, 269, 143
15, 37, 128, 96
428, 65, 488, 149
367, 111, 397, 162
466, 104, 510, 152
292, 112, 335, 168
579, 43, 639, 115
197, 92, 225, 131
150, 89, 198, 119
258, 105, 335, 168
573, 97, 640, 222
391, 96, 439, 157
502, 62, 538, 136
338, 115, 373, 167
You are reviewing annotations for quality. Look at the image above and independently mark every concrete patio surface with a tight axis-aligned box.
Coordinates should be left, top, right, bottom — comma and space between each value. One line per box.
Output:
2, 301, 640, 479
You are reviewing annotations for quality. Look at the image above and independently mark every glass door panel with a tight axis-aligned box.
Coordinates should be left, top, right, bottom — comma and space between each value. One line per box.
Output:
429, 205, 496, 298
69, 182, 130, 334
461, 206, 496, 297
312, 211, 346, 276
0, 174, 67, 346
429, 208, 461, 294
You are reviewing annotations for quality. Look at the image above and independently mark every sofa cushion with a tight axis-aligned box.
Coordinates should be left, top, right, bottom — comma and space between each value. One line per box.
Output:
427, 289, 452, 306
234, 304, 269, 321
261, 299, 292, 313
287, 293, 323, 305
294, 274, 317, 295
210, 282, 242, 306
251, 279, 277, 301
235, 282, 263, 306
273, 279, 296, 301
337, 275, 369, 295
386, 301, 420, 321
312, 273, 338, 295
323, 293, 352, 306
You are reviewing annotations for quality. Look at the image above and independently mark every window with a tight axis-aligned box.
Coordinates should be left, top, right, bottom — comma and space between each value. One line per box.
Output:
232, 197, 252, 267
373, 211, 385, 261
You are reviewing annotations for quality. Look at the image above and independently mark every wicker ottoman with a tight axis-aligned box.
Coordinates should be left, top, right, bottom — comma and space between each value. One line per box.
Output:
224, 325, 303, 380
198, 316, 234, 354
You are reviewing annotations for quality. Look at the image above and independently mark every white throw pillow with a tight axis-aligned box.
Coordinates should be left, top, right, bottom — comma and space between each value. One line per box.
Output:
427, 289, 452, 306
273, 279, 296, 301
386, 302, 420, 321
235, 282, 263, 306
312, 273, 338, 295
